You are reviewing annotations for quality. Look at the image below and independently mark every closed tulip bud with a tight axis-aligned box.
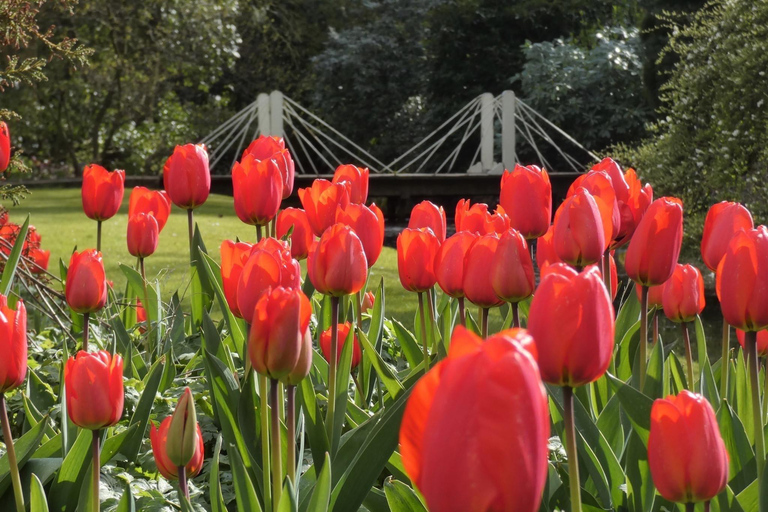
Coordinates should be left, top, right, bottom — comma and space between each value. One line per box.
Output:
136, 299, 147, 332
491, 229, 535, 303
336, 203, 385, 266
81, 164, 126, 222
127, 213, 159, 258
536, 224, 561, 269
455, 199, 509, 235
499, 164, 552, 239
150, 417, 204, 480
129, 187, 171, 232
408, 201, 447, 243
397, 228, 440, 293
361, 291, 375, 313
662, 264, 705, 323
716, 226, 768, 331
220, 240, 253, 318
435, 231, 477, 298
625, 197, 684, 286
736, 329, 768, 357
65, 250, 107, 314
648, 391, 729, 503
567, 171, 619, 245
242, 136, 295, 198
400, 326, 549, 512
163, 144, 211, 210
28, 247, 50, 275
553, 188, 606, 267
636, 282, 665, 309
276, 208, 314, 260
463, 234, 503, 308
282, 330, 313, 386
165, 387, 199, 468
320, 322, 362, 369
65, 350, 124, 430
232, 154, 283, 226
308, 224, 368, 296
332, 164, 369, 204
0, 295, 26, 393
299, 179, 351, 236
528, 264, 615, 386
249, 287, 312, 379
701, 201, 754, 271
0, 122, 10, 172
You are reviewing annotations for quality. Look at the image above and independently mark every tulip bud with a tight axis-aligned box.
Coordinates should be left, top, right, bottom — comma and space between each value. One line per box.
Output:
242, 136, 295, 198
220, 240, 253, 319
276, 208, 314, 260
701, 201, 753, 271
361, 291, 375, 313
567, 170, 619, 245
491, 229, 535, 303
336, 203, 385, 267
81, 164, 126, 222
408, 201, 447, 243
237, 239, 301, 323
299, 179, 350, 236
463, 233, 504, 308
129, 187, 172, 232
615, 168, 653, 248
397, 228, 440, 293
232, 154, 283, 226
499, 164, 552, 239
320, 322, 362, 369
162, 144, 211, 210
0, 295, 26, 393
552, 188, 606, 267
535, 224, 561, 269
308, 224, 368, 296
65, 350, 124, 430
625, 197, 684, 286
332, 164, 369, 204
435, 231, 477, 298
662, 264, 705, 323
127, 213, 159, 258
455, 199, 509, 235
65, 249, 107, 314
165, 388, 199, 468
0, 122, 10, 172
150, 417, 204, 480
282, 330, 313, 386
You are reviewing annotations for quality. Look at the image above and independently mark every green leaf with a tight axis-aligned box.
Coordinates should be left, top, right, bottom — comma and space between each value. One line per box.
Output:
642, 338, 665, 399
330, 325, 356, 454
384, 478, 427, 512
115, 487, 136, 512
210, 436, 228, 512
357, 329, 404, 399
47, 428, 91, 512
230, 443, 263, 512
298, 365, 330, 471
717, 400, 755, 494
390, 319, 421, 368
277, 479, 298, 512
624, 430, 655, 512
120, 356, 166, 460
29, 473, 48, 512
306, 453, 331, 512
0, 214, 28, 295
614, 289, 641, 344
0, 415, 47, 497
607, 373, 653, 446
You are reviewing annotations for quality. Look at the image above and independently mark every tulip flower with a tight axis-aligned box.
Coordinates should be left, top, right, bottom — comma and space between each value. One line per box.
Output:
648, 391, 728, 504
552, 188, 606, 268
276, 208, 314, 260
336, 203, 385, 267
397, 228, 440, 293
65, 249, 107, 320
636, 282, 665, 310
127, 213, 159, 259
566, 170, 619, 244
663, 264, 705, 387
701, 201, 754, 271
232, 153, 283, 227
490, 229, 534, 328
464, 234, 503, 335
150, 417, 204, 480
455, 199, 509, 235
242, 135, 295, 198
607, 252, 618, 301
129, 187, 172, 232
0, 122, 10, 172
320, 322, 362, 369
435, 231, 477, 325
361, 291, 375, 313
27, 247, 50, 275
737, 329, 768, 357
136, 299, 147, 333
408, 201, 447, 243
163, 144, 211, 210
82, 164, 125, 251
281, 329, 312, 485
499, 164, 552, 239
165, 388, 199, 467
299, 179, 351, 236
308, 223, 367, 297
219, 240, 253, 319
400, 326, 549, 512
65, 350, 124, 430
625, 197, 684, 287
616, 168, 653, 248
535, 224, 561, 269
238, 239, 301, 323
332, 164, 369, 204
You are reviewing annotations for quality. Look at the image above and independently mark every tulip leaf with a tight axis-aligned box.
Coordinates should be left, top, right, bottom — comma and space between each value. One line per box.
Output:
717, 400, 755, 494
364, 278, 386, 403
199, 251, 246, 357
277, 479, 298, 512
384, 478, 427, 512
330, 325, 356, 454
614, 289, 641, 344
301, 270, 315, 299
29, 473, 48, 512
298, 363, 330, 472
0, 214, 28, 295
624, 430, 655, 512
119, 263, 159, 324
210, 436, 228, 512
615, 319, 640, 383
642, 338, 664, 400
0, 415, 47, 497
357, 329, 404, 400
230, 442, 264, 512
115, 486, 136, 512
708, 485, 745, 512
390, 319, 422, 369
119, 355, 166, 460
306, 452, 332, 512
606, 373, 653, 446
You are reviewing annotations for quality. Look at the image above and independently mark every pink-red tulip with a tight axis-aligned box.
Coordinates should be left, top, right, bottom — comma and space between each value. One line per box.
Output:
0, 122, 10, 172
625, 197, 684, 286
276, 208, 314, 260
499, 164, 552, 239
397, 228, 440, 293
463, 234, 503, 308
536, 224, 561, 269
220, 240, 253, 318
65, 250, 107, 314
662, 264, 705, 323
435, 231, 477, 298
332, 164, 369, 204
127, 213, 159, 259
552, 188, 606, 267
336, 203, 385, 267
308, 224, 368, 296
65, 350, 124, 430
298, 179, 351, 236
455, 199, 509, 235
701, 202, 754, 271
0, 295, 26, 393
238, 238, 301, 322
242, 135, 295, 198
232, 153, 283, 226
491, 229, 535, 303
567, 170, 619, 245
129, 187, 171, 232
81, 164, 125, 222
150, 417, 204, 480
163, 144, 210, 210
320, 322, 362, 369
616, 168, 653, 248
408, 201, 447, 243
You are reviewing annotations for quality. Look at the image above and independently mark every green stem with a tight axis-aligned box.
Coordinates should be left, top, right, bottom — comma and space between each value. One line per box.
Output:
426, 288, 437, 351
481, 307, 489, 338
704, 501, 710, 512
1, 394, 24, 512
417, 292, 429, 371
177, 465, 189, 501
326, 297, 340, 444
270, 379, 282, 512
512, 302, 520, 328
682, 322, 694, 390
639, 285, 648, 389
652, 309, 659, 345
563, 386, 582, 512
96, 220, 102, 253
355, 290, 363, 331
721, 320, 730, 398
140, 257, 152, 359
83, 312, 90, 352
286, 385, 297, 484
92, 429, 101, 512
685, 504, 694, 512
259, 374, 271, 512
257, 225, 263, 242
278, 383, 285, 426
458, 297, 466, 327
747, 331, 766, 492
187, 209, 194, 263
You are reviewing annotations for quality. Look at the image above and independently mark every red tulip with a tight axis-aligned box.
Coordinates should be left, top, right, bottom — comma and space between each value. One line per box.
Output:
463, 234, 503, 308
276, 208, 314, 260
136, 299, 147, 332
332, 164, 369, 204
163, 144, 210, 210
636, 282, 665, 309
65, 249, 107, 314
615, 168, 653, 248
81, 164, 125, 222
319, 322, 362, 369
0, 295, 26, 393
65, 350, 124, 430
567, 170, 619, 245
28, 247, 50, 275
408, 201, 446, 243
0, 122, 10, 172
397, 228, 440, 293
552, 188, 606, 267
528, 264, 615, 386
400, 326, 549, 512
535, 224, 561, 269
736, 329, 768, 357
662, 264, 705, 323
716, 226, 768, 331
361, 291, 375, 313
220, 240, 253, 319
435, 231, 477, 298
150, 417, 204, 480
607, 252, 618, 301
283, 330, 313, 386
308, 223, 368, 296
129, 187, 171, 232
701, 202, 754, 271
232, 153, 283, 226
648, 390, 728, 503
336, 203, 385, 267
237, 238, 301, 322
248, 287, 312, 379
455, 199, 509, 235
491, 229, 535, 303
127, 213, 159, 259
625, 197, 684, 286
242, 135, 295, 198
499, 164, 552, 239
298, 179, 351, 236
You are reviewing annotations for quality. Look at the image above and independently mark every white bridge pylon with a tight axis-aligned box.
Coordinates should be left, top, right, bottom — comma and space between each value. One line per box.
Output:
200, 90, 599, 175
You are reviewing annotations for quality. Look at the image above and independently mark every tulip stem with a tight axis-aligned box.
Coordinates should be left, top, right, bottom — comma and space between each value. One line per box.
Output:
458, 297, 466, 328
270, 379, 282, 512
258, 374, 272, 512
417, 292, 429, 371
721, 320, 730, 398
652, 310, 659, 345
326, 296, 340, 447
187, 209, 194, 262
682, 322, 694, 389
704, 501, 711, 512
83, 312, 90, 352
355, 290, 363, 331
1, 394, 24, 512
96, 220, 103, 253
481, 307, 489, 338
747, 331, 766, 489
512, 302, 520, 328
639, 285, 648, 389
256, 225, 263, 242
286, 385, 297, 484
685, 504, 694, 512
563, 386, 582, 512
426, 288, 437, 351
92, 429, 101, 512
177, 465, 189, 500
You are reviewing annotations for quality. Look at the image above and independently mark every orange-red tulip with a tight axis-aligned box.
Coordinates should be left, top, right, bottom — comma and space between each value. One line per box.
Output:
308, 223, 367, 296
528, 264, 615, 386
400, 326, 549, 512
237, 238, 301, 322
736, 329, 768, 357
332, 164, 369, 204
129, 187, 171, 232
336, 203, 385, 266
0, 122, 10, 172
625, 197, 684, 286
648, 391, 728, 503
283, 330, 313, 386
28, 247, 50, 275
298, 179, 351, 236
242, 135, 295, 198
65, 350, 124, 430
220, 240, 253, 318
0, 295, 26, 393
607, 252, 618, 301
65, 249, 107, 314
567, 170, 618, 245
136, 299, 147, 333
662, 264, 705, 323
455, 199, 509, 235
163, 144, 210, 210
408, 201, 446, 243
552, 188, 606, 267
635, 282, 665, 309
232, 153, 283, 226
435, 231, 477, 298
397, 228, 440, 293
615, 168, 653, 248
81, 164, 125, 222
127, 213, 159, 259
536, 224, 561, 269
491, 229, 534, 303
499, 164, 552, 239
361, 291, 375, 313
248, 287, 312, 379
276, 208, 314, 260
701, 201, 754, 271
320, 322, 362, 369
150, 417, 204, 480
463, 234, 503, 308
